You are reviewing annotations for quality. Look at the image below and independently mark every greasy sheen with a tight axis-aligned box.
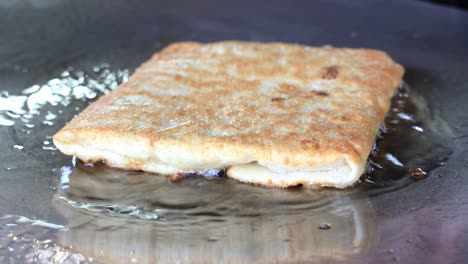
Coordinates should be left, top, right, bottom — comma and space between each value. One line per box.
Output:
53, 41, 404, 188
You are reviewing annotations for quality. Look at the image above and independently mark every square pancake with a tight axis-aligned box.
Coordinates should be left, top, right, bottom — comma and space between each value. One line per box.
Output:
53, 41, 404, 188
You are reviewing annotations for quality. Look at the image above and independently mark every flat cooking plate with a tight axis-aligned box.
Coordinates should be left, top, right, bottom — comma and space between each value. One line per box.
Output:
1, 0, 467, 263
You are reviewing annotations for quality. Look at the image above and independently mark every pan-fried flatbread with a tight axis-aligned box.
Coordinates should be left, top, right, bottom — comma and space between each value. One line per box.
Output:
53, 41, 404, 188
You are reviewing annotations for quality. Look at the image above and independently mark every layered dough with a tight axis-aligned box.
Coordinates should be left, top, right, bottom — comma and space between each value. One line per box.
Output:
229, 159, 359, 188
53, 41, 404, 188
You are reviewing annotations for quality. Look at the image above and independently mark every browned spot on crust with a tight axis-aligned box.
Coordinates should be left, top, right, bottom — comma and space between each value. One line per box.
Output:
274, 132, 299, 141
279, 83, 296, 91
340, 114, 351, 121
315, 109, 329, 116
300, 139, 319, 150
271, 97, 286, 102
322, 65, 339, 79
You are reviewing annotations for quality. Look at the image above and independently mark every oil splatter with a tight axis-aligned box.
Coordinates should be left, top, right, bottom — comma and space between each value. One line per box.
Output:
408, 168, 427, 180
0, 64, 129, 128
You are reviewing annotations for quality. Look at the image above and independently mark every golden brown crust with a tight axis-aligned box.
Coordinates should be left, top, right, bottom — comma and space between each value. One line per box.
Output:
53, 41, 404, 187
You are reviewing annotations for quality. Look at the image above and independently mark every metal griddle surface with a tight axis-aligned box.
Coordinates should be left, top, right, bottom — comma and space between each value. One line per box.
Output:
0, 0, 467, 263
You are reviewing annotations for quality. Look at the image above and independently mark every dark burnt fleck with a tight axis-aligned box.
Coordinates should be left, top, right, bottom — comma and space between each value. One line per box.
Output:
310, 90, 329, 96
408, 168, 427, 180
271, 97, 286, 102
322, 65, 339, 79
318, 223, 331, 230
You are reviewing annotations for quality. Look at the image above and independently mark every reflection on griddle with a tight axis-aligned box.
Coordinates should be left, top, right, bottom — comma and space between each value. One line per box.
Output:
52, 163, 377, 263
